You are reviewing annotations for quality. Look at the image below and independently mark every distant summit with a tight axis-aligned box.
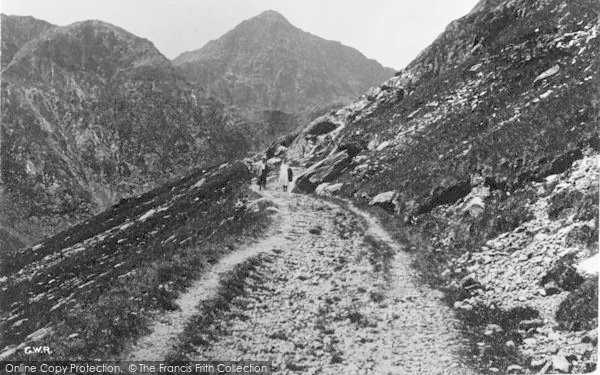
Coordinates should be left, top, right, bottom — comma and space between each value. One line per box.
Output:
252, 10, 292, 23
4, 18, 173, 82
173, 10, 394, 116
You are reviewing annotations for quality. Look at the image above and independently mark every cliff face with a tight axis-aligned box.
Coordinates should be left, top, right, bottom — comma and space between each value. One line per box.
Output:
173, 10, 395, 116
0, 17, 253, 248
288, 0, 599, 372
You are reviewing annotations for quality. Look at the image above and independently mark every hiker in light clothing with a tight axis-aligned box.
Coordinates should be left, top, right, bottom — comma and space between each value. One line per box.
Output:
279, 159, 292, 192
254, 161, 263, 188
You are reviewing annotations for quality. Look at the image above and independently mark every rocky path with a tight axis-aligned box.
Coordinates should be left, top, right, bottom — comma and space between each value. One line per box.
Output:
156, 185, 477, 374
126, 189, 294, 361
126, 241, 279, 361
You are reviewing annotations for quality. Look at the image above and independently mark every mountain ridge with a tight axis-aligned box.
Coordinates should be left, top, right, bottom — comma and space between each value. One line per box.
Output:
1, 13, 55, 67
172, 10, 395, 115
0, 16, 254, 250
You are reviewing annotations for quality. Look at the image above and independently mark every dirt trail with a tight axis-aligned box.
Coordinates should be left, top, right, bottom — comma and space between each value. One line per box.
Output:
126, 181, 475, 374
125, 182, 476, 373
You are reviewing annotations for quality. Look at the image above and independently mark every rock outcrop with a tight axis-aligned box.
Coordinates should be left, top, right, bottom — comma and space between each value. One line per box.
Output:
293, 151, 351, 193
369, 191, 397, 214
315, 182, 343, 196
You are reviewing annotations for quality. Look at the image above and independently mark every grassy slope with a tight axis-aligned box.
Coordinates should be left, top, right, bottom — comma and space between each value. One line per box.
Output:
0, 161, 272, 359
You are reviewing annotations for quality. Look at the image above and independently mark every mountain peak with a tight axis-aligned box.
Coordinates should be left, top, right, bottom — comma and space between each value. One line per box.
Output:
240, 10, 294, 31
173, 9, 394, 115
252, 10, 290, 23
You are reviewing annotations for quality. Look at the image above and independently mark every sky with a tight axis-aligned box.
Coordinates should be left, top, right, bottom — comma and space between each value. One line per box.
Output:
1, 0, 479, 70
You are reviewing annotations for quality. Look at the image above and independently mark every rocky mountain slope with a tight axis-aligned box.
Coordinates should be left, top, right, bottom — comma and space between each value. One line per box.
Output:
1, 14, 55, 67
173, 10, 394, 118
286, 0, 599, 372
0, 16, 261, 250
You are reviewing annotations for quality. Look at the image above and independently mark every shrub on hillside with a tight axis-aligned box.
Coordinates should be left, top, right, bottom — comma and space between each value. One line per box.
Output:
548, 189, 599, 221
556, 278, 598, 331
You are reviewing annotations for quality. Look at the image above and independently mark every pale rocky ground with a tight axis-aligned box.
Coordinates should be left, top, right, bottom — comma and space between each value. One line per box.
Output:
446, 155, 599, 373
129, 179, 478, 374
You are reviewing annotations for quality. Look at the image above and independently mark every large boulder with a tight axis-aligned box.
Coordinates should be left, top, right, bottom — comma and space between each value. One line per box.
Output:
576, 254, 598, 278
551, 354, 570, 373
307, 119, 339, 136
376, 141, 390, 151
293, 151, 350, 193
274, 145, 288, 156
315, 183, 330, 195
265, 130, 301, 158
369, 191, 397, 213
462, 196, 485, 218
337, 140, 366, 157
267, 157, 282, 167
367, 139, 379, 150
315, 182, 343, 196
325, 183, 343, 194
533, 64, 560, 85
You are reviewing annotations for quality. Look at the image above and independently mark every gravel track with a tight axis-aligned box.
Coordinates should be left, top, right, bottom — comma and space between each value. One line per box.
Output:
137, 185, 478, 374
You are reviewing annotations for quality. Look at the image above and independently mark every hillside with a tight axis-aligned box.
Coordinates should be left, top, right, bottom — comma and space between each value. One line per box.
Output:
288, 0, 599, 372
173, 10, 394, 117
0, 161, 272, 359
0, 17, 257, 250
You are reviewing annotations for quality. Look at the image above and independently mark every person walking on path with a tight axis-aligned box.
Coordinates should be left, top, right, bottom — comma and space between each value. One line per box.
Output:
279, 159, 292, 192
258, 157, 268, 190
254, 161, 263, 189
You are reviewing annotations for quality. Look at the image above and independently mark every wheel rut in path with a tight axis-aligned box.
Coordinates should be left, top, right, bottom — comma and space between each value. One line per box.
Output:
125, 188, 297, 361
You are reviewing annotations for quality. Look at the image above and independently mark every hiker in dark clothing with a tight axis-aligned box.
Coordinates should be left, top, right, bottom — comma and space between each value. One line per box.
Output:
259, 157, 268, 190
255, 162, 263, 189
